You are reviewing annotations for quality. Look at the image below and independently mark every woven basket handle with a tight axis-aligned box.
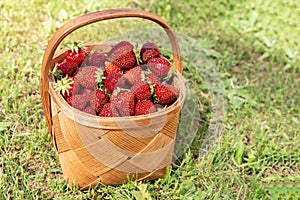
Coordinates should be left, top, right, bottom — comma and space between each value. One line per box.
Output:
40, 8, 182, 134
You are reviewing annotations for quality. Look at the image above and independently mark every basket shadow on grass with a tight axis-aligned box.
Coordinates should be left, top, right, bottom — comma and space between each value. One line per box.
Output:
107, 28, 226, 170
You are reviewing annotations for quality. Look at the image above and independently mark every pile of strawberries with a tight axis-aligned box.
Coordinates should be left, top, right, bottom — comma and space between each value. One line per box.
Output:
52, 41, 179, 117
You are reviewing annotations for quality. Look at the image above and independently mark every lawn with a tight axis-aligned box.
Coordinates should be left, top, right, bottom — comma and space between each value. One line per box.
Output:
0, 0, 299, 199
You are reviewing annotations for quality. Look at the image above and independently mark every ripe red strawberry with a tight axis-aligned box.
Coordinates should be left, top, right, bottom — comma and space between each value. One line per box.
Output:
154, 83, 179, 105
65, 42, 88, 67
90, 89, 109, 113
123, 65, 143, 85
140, 42, 160, 63
88, 52, 107, 68
148, 57, 171, 78
103, 72, 123, 93
56, 60, 78, 77
146, 73, 160, 85
82, 106, 97, 115
99, 103, 118, 117
53, 76, 81, 98
111, 90, 135, 116
135, 100, 156, 116
65, 94, 89, 110
74, 66, 101, 89
104, 61, 122, 74
131, 81, 152, 101
108, 41, 136, 69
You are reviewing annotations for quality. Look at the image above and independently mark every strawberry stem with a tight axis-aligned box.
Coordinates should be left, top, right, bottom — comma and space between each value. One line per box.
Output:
50, 63, 62, 80
66, 41, 84, 53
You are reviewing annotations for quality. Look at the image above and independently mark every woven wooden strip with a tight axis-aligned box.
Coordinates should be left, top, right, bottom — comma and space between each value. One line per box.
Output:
139, 132, 174, 153
75, 138, 129, 173
99, 166, 167, 185
137, 167, 167, 181
76, 123, 109, 146
96, 135, 174, 173
99, 170, 129, 185
160, 110, 181, 138
52, 113, 70, 154
59, 112, 85, 150
104, 130, 154, 154
73, 147, 113, 177
50, 100, 70, 153
58, 150, 98, 189
126, 140, 174, 172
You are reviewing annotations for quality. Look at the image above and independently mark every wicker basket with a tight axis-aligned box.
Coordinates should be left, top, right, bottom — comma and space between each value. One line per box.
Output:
40, 9, 186, 189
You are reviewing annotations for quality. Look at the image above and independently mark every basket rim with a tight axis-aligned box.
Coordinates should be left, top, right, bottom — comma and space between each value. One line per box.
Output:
49, 71, 186, 129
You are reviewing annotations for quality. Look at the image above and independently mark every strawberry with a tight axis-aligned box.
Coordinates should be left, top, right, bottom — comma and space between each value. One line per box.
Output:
65, 94, 89, 110
108, 41, 136, 69
103, 72, 123, 93
123, 65, 143, 85
148, 57, 171, 78
74, 66, 101, 89
72, 79, 82, 95
65, 42, 88, 67
56, 60, 78, 77
90, 89, 109, 113
140, 42, 160, 63
82, 106, 97, 115
135, 100, 156, 116
79, 88, 93, 96
131, 81, 152, 101
53, 76, 81, 98
88, 52, 107, 68
146, 73, 160, 85
154, 83, 179, 105
104, 61, 122, 74
111, 90, 135, 116
99, 103, 118, 117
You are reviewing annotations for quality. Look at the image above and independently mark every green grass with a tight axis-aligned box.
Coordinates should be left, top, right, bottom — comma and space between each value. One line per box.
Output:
1, 0, 299, 199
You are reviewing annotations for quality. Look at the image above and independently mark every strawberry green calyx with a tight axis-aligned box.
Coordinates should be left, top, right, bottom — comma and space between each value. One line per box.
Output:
149, 83, 155, 95
50, 64, 62, 80
67, 41, 84, 53
96, 68, 104, 85
53, 76, 74, 97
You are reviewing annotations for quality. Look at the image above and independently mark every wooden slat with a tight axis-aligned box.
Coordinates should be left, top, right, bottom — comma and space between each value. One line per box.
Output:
58, 150, 98, 189
59, 112, 85, 150
52, 113, 70, 154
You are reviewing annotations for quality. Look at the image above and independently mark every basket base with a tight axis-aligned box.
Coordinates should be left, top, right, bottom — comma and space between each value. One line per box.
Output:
58, 149, 169, 189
